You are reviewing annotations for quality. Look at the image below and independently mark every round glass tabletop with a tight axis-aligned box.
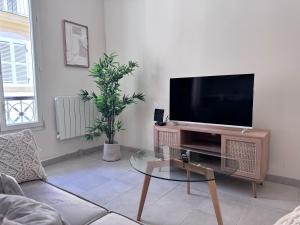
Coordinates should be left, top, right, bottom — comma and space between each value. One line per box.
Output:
130, 146, 239, 182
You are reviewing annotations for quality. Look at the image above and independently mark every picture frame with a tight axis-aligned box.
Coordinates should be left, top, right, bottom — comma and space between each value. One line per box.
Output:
63, 20, 89, 68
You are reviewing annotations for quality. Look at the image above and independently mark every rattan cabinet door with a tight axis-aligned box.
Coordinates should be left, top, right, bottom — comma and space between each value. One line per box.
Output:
154, 128, 180, 147
221, 135, 261, 180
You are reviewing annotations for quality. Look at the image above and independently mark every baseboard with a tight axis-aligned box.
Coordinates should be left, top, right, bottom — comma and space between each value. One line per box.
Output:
265, 174, 300, 187
42, 145, 103, 167
41, 145, 138, 167
119, 145, 140, 152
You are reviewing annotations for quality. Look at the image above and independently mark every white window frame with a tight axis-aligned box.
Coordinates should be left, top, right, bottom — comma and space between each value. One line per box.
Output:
0, 0, 43, 131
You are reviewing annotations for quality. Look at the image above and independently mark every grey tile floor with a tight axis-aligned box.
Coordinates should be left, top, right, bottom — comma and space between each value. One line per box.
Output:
45, 148, 300, 225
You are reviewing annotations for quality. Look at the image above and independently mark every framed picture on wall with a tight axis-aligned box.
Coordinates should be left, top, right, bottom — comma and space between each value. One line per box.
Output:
63, 20, 89, 68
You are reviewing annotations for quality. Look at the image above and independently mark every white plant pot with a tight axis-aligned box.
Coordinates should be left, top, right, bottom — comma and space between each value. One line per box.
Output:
102, 142, 121, 161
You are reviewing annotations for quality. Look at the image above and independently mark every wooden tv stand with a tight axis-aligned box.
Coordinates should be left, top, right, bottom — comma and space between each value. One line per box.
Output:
154, 123, 270, 198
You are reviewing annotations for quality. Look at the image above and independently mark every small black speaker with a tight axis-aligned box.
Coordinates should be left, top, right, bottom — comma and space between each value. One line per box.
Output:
154, 108, 164, 123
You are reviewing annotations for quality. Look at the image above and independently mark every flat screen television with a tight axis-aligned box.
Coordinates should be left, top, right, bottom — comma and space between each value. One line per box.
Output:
169, 74, 254, 127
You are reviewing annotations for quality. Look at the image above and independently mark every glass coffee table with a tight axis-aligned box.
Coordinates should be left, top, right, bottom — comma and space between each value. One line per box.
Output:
130, 146, 239, 225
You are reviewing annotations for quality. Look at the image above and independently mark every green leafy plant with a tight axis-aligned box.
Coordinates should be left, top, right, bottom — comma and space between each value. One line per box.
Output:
80, 53, 145, 144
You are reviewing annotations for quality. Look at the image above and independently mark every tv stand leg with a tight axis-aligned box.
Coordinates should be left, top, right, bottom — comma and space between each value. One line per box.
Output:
186, 169, 191, 194
252, 182, 257, 198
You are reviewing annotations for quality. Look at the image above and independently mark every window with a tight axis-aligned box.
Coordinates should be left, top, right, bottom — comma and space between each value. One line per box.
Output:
0, 0, 29, 17
0, 40, 31, 84
0, 0, 41, 129
7, 0, 17, 14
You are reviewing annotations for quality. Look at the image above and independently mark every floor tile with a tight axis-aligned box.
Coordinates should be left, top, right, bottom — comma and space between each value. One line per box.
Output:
251, 181, 299, 211
237, 204, 288, 225
141, 200, 190, 225
180, 210, 236, 225
81, 179, 134, 205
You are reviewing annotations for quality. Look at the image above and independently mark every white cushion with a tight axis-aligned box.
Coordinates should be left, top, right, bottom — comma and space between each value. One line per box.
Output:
0, 173, 24, 195
0, 129, 46, 183
274, 206, 300, 225
0, 194, 66, 225
89, 213, 140, 225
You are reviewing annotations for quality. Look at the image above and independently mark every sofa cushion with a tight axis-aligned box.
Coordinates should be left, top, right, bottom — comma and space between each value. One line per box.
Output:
21, 181, 108, 225
89, 213, 140, 225
0, 129, 46, 183
0, 194, 66, 225
274, 206, 300, 225
0, 173, 24, 196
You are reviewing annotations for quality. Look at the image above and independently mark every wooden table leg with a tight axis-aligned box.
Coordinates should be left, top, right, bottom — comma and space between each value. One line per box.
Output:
252, 181, 257, 198
187, 169, 191, 194
208, 180, 223, 225
137, 175, 151, 221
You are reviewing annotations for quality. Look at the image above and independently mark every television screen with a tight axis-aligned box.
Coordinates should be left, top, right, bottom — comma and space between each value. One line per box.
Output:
170, 74, 254, 127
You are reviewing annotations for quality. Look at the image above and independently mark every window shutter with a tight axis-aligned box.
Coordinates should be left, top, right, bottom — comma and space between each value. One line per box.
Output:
15, 65, 27, 83
7, 0, 17, 14
0, 0, 4, 11
14, 43, 28, 84
0, 41, 11, 62
14, 43, 26, 63
1, 64, 13, 83
0, 41, 13, 83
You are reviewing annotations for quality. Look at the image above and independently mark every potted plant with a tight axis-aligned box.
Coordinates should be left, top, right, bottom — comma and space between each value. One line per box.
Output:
80, 53, 145, 161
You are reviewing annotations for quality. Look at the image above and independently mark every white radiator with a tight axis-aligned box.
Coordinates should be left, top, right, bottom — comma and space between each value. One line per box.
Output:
54, 96, 98, 140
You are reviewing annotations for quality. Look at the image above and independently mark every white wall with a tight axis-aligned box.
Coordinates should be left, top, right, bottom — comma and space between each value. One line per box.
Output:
30, 0, 106, 160
104, 0, 300, 179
